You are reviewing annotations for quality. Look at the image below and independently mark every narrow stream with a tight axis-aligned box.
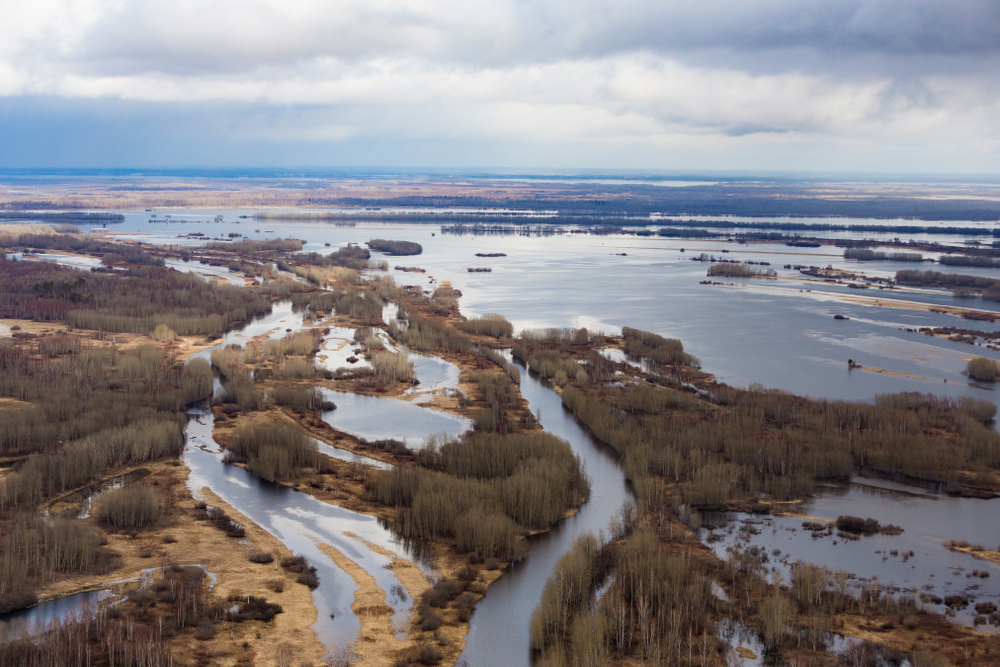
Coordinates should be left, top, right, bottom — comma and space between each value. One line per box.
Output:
183, 413, 430, 649
458, 367, 632, 667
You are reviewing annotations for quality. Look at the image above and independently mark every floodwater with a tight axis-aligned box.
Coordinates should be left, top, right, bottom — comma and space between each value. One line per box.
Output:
319, 389, 471, 446
458, 366, 631, 666
183, 412, 428, 649
700, 476, 1000, 629
90, 210, 1000, 417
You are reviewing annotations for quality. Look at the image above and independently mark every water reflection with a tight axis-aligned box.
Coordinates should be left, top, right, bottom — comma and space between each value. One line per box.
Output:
700, 476, 1000, 630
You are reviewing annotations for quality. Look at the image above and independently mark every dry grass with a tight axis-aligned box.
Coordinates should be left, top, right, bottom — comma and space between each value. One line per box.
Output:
33, 461, 325, 667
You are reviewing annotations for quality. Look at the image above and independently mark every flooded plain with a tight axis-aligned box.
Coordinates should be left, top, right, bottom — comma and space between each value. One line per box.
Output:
701, 476, 1000, 629
8, 211, 1000, 658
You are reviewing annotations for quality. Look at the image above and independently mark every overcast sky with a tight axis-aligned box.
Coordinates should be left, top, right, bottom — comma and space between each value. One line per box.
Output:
2, 0, 999, 172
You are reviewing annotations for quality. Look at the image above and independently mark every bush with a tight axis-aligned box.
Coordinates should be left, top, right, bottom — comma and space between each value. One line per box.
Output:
418, 606, 442, 631
228, 422, 318, 481
271, 385, 326, 411
835, 515, 884, 535
421, 578, 462, 608
150, 324, 177, 341
458, 314, 514, 339
206, 507, 246, 538
296, 570, 320, 588
968, 357, 999, 382
95, 484, 161, 529
959, 396, 997, 422
454, 591, 477, 622
194, 616, 217, 640
415, 645, 442, 665
248, 550, 274, 564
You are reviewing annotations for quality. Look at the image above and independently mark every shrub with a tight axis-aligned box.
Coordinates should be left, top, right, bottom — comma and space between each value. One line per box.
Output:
418, 606, 442, 632
421, 578, 462, 608
415, 645, 442, 665
835, 515, 887, 535
297, 570, 320, 588
458, 314, 514, 339
95, 484, 161, 529
967, 357, 999, 382
454, 591, 477, 622
228, 422, 318, 481
248, 550, 275, 564
206, 507, 245, 537
271, 385, 326, 411
150, 324, 177, 341
194, 616, 217, 640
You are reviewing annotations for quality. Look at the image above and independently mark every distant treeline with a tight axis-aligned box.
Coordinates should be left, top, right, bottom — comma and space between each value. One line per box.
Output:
0, 211, 124, 224
939, 255, 1000, 268
706, 263, 777, 278
896, 269, 1000, 302
277, 185, 1000, 220
0, 231, 164, 267
844, 249, 924, 262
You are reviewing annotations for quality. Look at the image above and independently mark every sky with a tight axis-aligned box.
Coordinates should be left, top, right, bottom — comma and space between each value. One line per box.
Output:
1, 0, 999, 172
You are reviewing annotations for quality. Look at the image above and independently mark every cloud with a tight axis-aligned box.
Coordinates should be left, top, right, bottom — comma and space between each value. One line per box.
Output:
0, 0, 998, 170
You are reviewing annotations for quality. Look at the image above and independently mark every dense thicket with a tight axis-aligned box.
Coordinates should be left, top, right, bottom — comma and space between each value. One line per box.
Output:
366, 239, 422, 255
1, 420, 183, 508
458, 313, 514, 339
369, 432, 588, 558
294, 244, 371, 270
0, 341, 202, 459
225, 422, 318, 482
95, 484, 161, 529
0, 254, 274, 333
562, 381, 1000, 507
706, 263, 777, 278
531, 529, 714, 667
334, 289, 384, 324
0, 516, 112, 614
389, 314, 471, 353
939, 255, 1000, 268
622, 327, 700, 368
205, 238, 304, 253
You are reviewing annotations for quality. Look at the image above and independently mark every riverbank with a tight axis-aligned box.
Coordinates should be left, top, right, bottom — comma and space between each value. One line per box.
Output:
31, 459, 325, 667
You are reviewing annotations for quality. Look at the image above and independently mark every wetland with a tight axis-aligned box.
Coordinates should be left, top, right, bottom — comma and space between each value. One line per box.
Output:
3, 175, 1000, 666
